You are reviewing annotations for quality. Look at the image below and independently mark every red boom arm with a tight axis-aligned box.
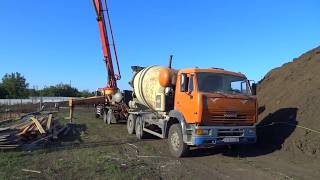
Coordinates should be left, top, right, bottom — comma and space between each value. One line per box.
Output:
93, 0, 121, 90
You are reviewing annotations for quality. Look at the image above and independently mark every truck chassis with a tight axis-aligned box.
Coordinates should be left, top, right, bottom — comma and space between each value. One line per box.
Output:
127, 110, 257, 157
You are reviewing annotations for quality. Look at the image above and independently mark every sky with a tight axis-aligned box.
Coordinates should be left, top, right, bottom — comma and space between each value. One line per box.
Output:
0, 0, 319, 91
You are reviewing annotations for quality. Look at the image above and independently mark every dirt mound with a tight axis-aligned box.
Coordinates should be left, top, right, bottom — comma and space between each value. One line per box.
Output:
257, 46, 320, 158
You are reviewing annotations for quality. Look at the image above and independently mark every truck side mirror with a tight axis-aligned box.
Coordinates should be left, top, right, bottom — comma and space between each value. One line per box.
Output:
252, 83, 257, 95
180, 74, 188, 92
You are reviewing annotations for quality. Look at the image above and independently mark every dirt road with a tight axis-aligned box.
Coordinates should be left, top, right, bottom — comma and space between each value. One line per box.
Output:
114, 125, 319, 180
63, 108, 320, 179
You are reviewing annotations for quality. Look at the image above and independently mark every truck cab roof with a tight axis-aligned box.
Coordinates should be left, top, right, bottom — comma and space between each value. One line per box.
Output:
178, 68, 247, 79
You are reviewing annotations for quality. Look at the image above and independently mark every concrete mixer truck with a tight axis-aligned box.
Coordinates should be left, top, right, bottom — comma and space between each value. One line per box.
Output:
126, 59, 258, 157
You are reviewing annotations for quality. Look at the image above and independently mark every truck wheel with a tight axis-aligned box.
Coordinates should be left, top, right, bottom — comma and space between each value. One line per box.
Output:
103, 110, 108, 123
95, 114, 100, 118
127, 114, 136, 134
135, 116, 145, 139
95, 107, 102, 118
106, 109, 116, 125
168, 124, 189, 158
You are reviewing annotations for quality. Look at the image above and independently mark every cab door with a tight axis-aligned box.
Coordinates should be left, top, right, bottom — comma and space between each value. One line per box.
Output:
175, 73, 199, 124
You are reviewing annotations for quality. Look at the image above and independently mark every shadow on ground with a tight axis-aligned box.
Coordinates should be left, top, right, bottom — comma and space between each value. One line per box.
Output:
187, 107, 298, 158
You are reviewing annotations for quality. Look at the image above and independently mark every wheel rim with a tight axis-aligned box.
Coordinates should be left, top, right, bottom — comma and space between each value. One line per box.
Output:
136, 118, 141, 137
107, 110, 112, 124
171, 132, 180, 152
128, 118, 133, 129
128, 119, 132, 127
103, 112, 107, 123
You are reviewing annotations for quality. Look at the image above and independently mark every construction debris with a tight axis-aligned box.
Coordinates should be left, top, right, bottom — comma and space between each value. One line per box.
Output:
0, 112, 71, 150
22, 169, 41, 174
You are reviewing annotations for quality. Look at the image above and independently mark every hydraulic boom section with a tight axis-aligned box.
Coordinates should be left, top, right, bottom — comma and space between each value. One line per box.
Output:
93, 0, 121, 92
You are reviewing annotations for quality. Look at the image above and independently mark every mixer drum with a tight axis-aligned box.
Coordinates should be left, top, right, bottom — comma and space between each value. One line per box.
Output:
133, 66, 167, 111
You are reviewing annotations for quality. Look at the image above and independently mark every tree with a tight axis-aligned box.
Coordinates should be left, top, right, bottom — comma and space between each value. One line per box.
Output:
40, 83, 80, 97
0, 83, 8, 98
2, 72, 29, 98
0, 72, 93, 98
77, 90, 94, 97
28, 88, 39, 97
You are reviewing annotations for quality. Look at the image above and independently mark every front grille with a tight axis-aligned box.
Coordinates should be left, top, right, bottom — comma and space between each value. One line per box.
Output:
209, 112, 254, 124
217, 128, 244, 137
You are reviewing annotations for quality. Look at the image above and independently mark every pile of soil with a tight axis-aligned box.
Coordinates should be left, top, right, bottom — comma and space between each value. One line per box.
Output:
257, 46, 320, 158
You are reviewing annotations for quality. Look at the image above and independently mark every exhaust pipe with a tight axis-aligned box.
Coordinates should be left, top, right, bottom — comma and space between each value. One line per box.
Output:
168, 55, 173, 69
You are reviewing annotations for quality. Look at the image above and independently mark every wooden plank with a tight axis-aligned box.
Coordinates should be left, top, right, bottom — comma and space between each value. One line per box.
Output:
0, 138, 17, 142
0, 144, 19, 148
0, 138, 9, 142
69, 96, 105, 106
46, 114, 53, 130
0, 135, 17, 141
22, 169, 41, 174
0, 147, 19, 149
28, 134, 51, 145
17, 123, 34, 136
56, 126, 68, 136
0, 130, 17, 137
12, 121, 34, 130
0, 138, 8, 142
30, 117, 46, 134
0, 119, 14, 126
39, 117, 47, 126
0, 141, 18, 145
0, 127, 10, 132
0, 129, 12, 135
0, 135, 11, 139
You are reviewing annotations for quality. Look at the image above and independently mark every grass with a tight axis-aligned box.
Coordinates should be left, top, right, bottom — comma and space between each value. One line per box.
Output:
0, 107, 159, 180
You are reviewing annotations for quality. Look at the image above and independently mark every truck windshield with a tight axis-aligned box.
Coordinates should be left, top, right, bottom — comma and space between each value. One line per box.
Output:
196, 72, 252, 96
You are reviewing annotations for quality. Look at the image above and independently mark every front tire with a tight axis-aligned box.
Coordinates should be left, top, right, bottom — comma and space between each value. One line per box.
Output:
106, 109, 116, 125
168, 124, 189, 158
135, 116, 145, 139
127, 114, 136, 134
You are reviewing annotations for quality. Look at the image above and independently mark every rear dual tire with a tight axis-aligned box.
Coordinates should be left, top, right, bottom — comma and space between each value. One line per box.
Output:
135, 116, 145, 139
127, 114, 136, 134
103, 109, 116, 125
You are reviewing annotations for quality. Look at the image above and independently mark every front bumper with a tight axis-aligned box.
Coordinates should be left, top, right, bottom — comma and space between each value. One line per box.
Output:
186, 126, 257, 146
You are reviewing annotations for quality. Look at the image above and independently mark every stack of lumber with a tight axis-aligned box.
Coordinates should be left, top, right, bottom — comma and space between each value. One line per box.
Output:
0, 113, 68, 150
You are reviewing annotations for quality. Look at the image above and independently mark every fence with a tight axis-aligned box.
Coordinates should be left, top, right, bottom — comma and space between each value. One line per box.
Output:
0, 97, 70, 121
0, 97, 70, 105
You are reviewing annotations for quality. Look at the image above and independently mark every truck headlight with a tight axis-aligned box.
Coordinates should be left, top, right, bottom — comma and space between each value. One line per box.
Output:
195, 129, 210, 135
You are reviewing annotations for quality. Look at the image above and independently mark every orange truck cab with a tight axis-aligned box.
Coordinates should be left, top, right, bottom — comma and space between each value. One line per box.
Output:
172, 68, 257, 147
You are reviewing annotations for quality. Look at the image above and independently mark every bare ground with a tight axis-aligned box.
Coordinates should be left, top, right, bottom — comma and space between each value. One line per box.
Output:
1, 108, 318, 180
